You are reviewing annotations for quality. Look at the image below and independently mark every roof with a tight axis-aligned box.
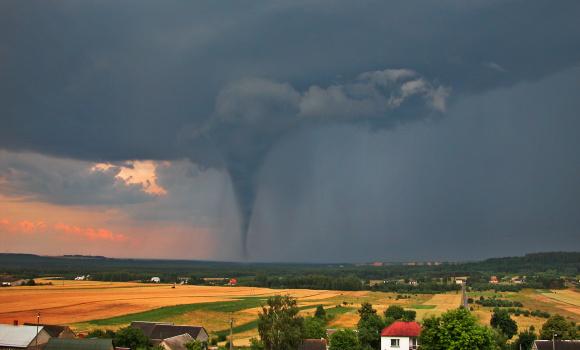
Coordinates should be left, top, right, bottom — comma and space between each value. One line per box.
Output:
45, 338, 113, 350
130, 321, 174, 337
162, 333, 195, 350
148, 325, 204, 340
534, 340, 580, 350
0, 324, 45, 348
298, 339, 327, 350
24, 324, 74, 338
381, 322, 422, 337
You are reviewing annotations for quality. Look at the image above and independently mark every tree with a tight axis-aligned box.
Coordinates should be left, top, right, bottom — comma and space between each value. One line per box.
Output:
314, 305, 327, 320
305, 316, 327, 339
113, 327, 152, 350
419, 308, 497, 350
249, 338, 265, 350
86, 329, 115, 339
358, 302, 377, 321
384, 305, 404, 320
539, 314, 580, 340
513, 329, 537, 350
257, 294, 307, 350
402, 310, 416, 322
490, 309, 518, 339
185, 341, 207, 350
329, 330, 359, 350
26, 279, 36, 286
357, 313, 384, 350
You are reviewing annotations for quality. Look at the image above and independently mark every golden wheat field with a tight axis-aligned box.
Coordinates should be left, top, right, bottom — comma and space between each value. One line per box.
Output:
2, 278, 579, 346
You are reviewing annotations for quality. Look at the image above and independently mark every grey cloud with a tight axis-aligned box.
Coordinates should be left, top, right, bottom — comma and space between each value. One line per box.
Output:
0, 152, 155, 206
193, 69, 448, 256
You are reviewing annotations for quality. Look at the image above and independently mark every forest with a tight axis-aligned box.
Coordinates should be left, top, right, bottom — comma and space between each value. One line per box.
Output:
0, 251, 577, 292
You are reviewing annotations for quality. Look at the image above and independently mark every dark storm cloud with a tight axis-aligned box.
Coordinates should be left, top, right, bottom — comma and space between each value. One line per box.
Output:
0, 151, 155, 206
1, 1, 579, 261
1, 2, 578, 160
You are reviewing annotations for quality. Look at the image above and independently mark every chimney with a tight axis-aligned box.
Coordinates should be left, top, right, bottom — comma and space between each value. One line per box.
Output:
13, 320, 18, 326
79, 334, 84, 339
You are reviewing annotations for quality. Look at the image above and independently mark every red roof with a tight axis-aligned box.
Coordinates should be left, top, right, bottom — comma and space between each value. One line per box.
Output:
381, 322, 422, 337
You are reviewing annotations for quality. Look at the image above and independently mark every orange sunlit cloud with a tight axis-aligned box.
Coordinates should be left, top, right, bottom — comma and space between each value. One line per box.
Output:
53, 223, 131, 242
1, 219, 131, 243
1, 219, 47, 234
93, 160, 167, 195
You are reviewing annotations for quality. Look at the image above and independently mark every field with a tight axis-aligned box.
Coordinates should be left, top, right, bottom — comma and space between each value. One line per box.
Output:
2, 279, 579, 346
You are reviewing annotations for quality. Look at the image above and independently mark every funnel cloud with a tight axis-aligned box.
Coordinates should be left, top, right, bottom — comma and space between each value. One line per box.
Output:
195, 71, 449, 257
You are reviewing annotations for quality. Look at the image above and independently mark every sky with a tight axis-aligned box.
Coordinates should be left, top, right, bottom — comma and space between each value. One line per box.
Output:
1, 1, 579, 263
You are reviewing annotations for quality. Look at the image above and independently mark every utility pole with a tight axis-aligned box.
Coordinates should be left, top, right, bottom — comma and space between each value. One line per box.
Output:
229, 318, 234, 350
36, 312, 40, 349
552, 330, 556, 350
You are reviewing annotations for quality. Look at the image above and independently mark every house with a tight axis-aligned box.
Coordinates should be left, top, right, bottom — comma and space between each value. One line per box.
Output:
532, 340, 580, 350
157, 333, 194, 350
455, 278, 466, 285
74, 276, 85, 281
0, 275, 28, 286
0, 324, 53, 350
23, 325, 75, 339
151, 277, 161, 283
130, 322, 209, 343
228, 279, 237, 286
381, 321, 421, 350
44, 338, 114, 350
490, 278, 499, 284
297, 339, 327, 350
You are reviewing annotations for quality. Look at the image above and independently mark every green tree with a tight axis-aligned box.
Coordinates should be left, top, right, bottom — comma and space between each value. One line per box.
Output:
86, 329, 115, 339
249, 338, 265, 350
357, 313, 384, 350
419, 308, 497, 350
513, 329, 537, 350
489, 327, 509, 350
358, 302, 377, 321
257, 294, 307, 350
314, 305, 327, 320
113, 327, 152, 350
305, 316, 327, 339
402, 310, 416, 322
185, 341, 208, 350
539, 314, 580, 340
384, 305, 404, 320
26, 279, 36, 286
329, 330, 359, 350
490, 309, 518, 339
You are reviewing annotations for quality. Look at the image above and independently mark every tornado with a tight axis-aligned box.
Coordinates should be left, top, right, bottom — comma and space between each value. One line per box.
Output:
197, 70, 449, 259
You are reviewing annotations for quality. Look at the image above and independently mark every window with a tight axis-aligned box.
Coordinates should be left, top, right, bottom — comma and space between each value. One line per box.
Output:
391, 338, 400, 347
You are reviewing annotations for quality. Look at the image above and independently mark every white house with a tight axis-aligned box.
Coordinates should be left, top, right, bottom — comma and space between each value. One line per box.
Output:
381, 321, 421, 350
151, 277, 161, 283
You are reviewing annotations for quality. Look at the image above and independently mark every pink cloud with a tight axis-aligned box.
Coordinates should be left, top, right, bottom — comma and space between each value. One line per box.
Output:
53, 223, 130, 242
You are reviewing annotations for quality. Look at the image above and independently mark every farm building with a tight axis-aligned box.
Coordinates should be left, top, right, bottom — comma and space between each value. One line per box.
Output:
44, 338, 114, 350
150, 277, 161, 283
130, 322, 209, 343
23, 324, 75, 339
533, 340, 580, 349
0, 275, 28, 286
297, 339, 327, 350
157, 334, 194, 350
380, 321, 421, 350
0, 324, 53, 350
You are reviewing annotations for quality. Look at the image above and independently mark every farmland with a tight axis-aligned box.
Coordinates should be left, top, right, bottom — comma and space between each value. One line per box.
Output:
2, 279, 580, 346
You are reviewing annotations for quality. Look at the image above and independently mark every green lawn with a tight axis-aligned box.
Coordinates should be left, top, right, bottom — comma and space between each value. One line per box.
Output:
407, 304, 436, 309
78, 297, 266, 327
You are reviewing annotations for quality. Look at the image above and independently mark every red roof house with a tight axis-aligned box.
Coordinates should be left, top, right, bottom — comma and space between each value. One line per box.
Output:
381, 321, 422, 350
